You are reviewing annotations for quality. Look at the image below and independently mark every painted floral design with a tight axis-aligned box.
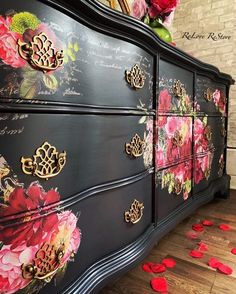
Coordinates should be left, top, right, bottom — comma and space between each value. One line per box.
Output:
156, 116, 192, 168
158, 86, 192, 114
213, 89, 226, 115
0, 11, 79, 99
0, 158, 81, 294
159, 161, 192, 200
194, 152, 213, 184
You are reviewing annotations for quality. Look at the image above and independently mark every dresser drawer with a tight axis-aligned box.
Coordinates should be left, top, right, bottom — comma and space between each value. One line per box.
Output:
0, 0, 154, 109
0, 172, 152, 294
158, 59, 194, 114
156, 160, 193, 221
156, 116, 192, 169
195, 76, 227, 115
193, 147, 225, 194
0, 113, 153, 200
194, 116, 225, 155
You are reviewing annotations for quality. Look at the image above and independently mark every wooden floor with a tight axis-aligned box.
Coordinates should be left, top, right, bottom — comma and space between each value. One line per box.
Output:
101, 190, 236, 294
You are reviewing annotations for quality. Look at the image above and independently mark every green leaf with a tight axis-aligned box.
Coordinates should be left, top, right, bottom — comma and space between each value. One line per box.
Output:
20, 73, 41, 99
67, 48, 76, 62
68, 41, 73, 49
203, 116, 208, 126
74, 42, 79, 52
43, 74, 58, 91
139, 116, 146, 124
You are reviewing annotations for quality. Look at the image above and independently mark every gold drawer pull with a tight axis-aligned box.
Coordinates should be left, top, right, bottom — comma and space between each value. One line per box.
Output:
125, 64, 145, 89
172, 131, 184, 147
125, 134, 145, 158
204, 125, 212, 142
124, 199, 144, 224
173, 178, 182, 195
17, 32, 64, 73
21, 141, 66, 180
204, 88, 213, 102
173, 80, 186, 97
22, 243, 65, 283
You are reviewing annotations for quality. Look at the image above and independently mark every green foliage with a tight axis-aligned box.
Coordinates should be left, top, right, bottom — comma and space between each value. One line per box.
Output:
10, 12, 40, 34
43, 74, 58, 91
20, 68, 41, 99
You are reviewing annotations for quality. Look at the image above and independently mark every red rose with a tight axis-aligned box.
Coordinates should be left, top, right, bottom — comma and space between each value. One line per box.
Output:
149, 0, 179, 18
0, 16, 26, 68
158, 89, 172, 112
0, 182, 60, 249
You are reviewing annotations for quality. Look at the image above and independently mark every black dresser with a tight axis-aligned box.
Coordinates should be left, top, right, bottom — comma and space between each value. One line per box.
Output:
0, 1, 234, 293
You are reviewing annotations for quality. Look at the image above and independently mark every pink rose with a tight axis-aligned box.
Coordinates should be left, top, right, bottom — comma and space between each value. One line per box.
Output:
194, 159, 204, 184
131, 0, 148, 19
0, 16, 26, 68
0, 244, 37, 294
155, 148, 165, 167
157, 115, 167, 127
213, 89, 221, 106
50, 210, 81, 264
149, 0, 179, 18
158, 89, 172, 112
165, 116, 179, 137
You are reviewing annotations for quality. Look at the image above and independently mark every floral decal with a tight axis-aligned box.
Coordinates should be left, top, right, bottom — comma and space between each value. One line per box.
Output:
156, 116, 192, 168
0, 11, 79, 99
158, 161, 192, 200
213, 89, 226, 115
0, 157, 81, 294
158, 85, 192, 114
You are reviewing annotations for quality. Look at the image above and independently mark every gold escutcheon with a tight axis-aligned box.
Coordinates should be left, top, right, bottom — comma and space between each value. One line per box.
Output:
22, 242, 65, 282
172, 131, 184, 147
173, 80, 186, 97
124, 199, 144, 224
173, 178, 182, 195
17, 32, 64, 73
21, 142, 66, 180
125, 64, 146, 90
204, 88, 213, 102
125, 134, 145, 158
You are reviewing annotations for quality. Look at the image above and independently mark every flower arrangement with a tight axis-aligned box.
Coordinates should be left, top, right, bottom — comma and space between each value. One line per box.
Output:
131, 0, 180, 43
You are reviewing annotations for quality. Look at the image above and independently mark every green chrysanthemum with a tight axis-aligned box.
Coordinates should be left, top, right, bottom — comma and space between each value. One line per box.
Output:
10, 12, 40, 34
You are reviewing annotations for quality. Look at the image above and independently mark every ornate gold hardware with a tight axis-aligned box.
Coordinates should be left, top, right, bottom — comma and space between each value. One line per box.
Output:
221, 127, 226, 138
21, 142, 66, 180
173, 178, 182, 195
204, 125, 212, 143
204, 88, 213, 102
173, 80, 186, 97
17, 32, 64, 73
22, 242, 65, 282
172, 131, 184, 147
125, 134, 145, 158
125, 64, 146, 90
124, 199, 144, 224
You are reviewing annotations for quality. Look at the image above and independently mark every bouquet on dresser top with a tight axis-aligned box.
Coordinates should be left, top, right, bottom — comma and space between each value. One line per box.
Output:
130, 0, 180, 44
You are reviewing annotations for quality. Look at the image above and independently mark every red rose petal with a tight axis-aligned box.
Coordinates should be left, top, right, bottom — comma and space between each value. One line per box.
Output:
231, 248, 236, 255
150, 277, 168, 292
185, 231, 198, 240
151, 263, 166, 273
217, 264, 233, 275
218, 224, 231, 231
162, 258, 176, 268
208, 258, 222, 269
202, 219, 214, 226
192, 223, 204, 232
189, 250, 204, 258
198, 242, 208, 251
142, 262, 154, 272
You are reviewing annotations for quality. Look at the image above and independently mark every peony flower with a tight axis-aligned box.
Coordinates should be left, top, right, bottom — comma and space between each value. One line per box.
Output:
0, 244, 37, 294
165, 116, 179, 137
131, 0, 148, 19
158, 89, 172, 112
155, 148, 165, 167
50, 210, 81, 264
0, 182, 60, 249
0, 16, 26, 68
194, 159, 204, 184
149, 0, 179, 18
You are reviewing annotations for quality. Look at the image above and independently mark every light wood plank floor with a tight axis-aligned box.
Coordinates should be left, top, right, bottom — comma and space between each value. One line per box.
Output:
101, 190, 236, 294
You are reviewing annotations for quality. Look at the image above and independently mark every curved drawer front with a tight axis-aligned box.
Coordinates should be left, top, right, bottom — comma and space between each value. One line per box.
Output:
194, 116, 225, 155
0, 113, 153, 201
193, 147, 225, 194
0, 0, 153, 109
156, 116, 192, 169
158, 59, 194, 114
0, 173, 152, 294
155, 159, 193, 221
195, 76, 227, 115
